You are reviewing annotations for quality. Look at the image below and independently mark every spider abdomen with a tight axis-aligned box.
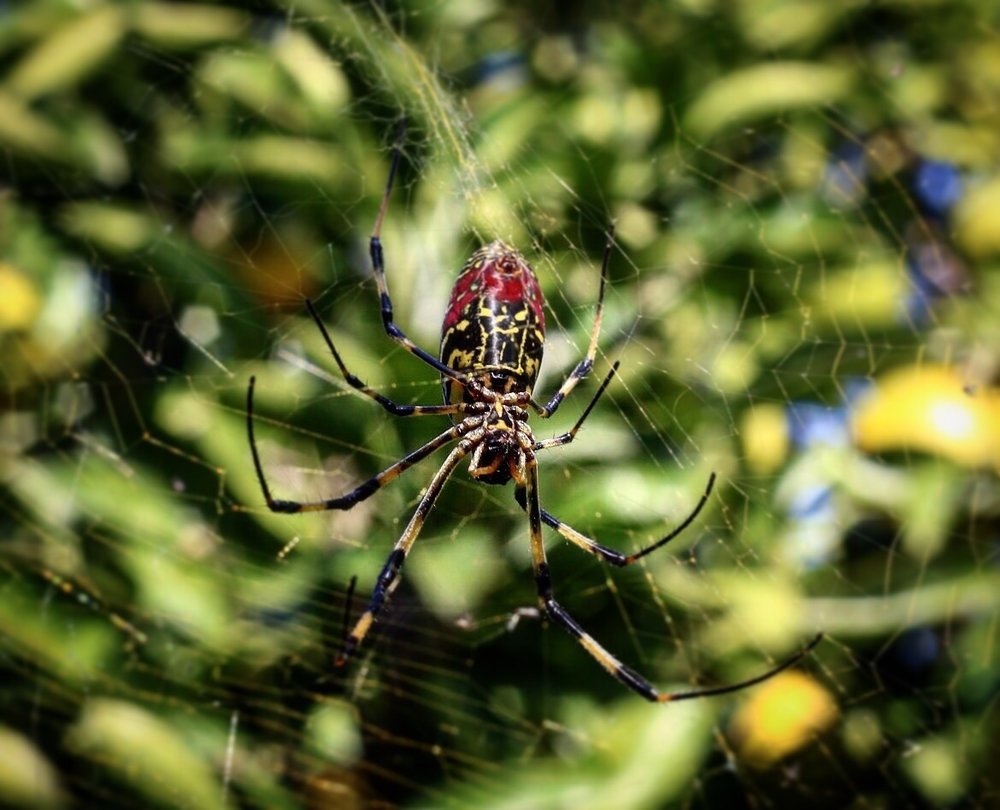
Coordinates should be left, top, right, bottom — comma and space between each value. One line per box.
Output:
440, 241, 545, 404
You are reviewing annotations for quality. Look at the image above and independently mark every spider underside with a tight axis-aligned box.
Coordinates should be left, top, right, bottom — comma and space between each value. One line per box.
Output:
246, 123, 822, 702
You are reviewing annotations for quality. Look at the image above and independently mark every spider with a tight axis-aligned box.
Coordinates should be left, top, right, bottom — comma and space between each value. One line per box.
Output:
246, 123, 822, 703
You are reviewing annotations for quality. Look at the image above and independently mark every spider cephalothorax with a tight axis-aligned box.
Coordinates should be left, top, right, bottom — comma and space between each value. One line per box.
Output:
464, 403, 532, 486
246, 122, 822, 701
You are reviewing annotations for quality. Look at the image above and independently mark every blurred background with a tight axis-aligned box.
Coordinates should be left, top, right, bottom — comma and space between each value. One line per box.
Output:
2, 1, 999, 807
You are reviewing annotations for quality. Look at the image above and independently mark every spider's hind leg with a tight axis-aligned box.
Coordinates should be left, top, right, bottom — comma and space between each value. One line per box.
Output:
367, 119, 471, 388
304, 298, 467, 418
531, 226, 614, 419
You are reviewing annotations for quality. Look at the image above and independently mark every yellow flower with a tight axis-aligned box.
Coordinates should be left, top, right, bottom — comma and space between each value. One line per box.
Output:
852, 364, 1000, 470
0, 263, 40, 332
729, 671, 838, 767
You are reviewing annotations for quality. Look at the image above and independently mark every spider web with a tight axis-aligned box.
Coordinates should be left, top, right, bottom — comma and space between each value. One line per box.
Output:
1, 1, 998, 808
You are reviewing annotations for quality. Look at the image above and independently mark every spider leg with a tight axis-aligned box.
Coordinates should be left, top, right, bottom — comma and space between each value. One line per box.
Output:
247, 375, 468, 513
514, 472, 716, 567
530, 226, 613, 419
337, 437, 475, 666
523, 452, 661, 699
532, 361, 619, 452
305, 299, 469, 417
369, 119, 473, 388
523, 454, 821, 701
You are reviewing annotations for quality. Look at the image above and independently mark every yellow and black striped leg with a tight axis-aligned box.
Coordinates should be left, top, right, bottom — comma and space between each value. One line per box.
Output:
514, 472, 717, 567
337, 439, 474, 666
247, 378, 467, 513
523, 452, 660, 700
532, 362, 619, 452
523, 457, 821, 701
368, 119, 472, 389
531, 226, 613, 419
304, 299, 469, 418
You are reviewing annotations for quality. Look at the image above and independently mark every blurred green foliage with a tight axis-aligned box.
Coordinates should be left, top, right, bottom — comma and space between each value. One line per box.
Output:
2, 0, 999, 807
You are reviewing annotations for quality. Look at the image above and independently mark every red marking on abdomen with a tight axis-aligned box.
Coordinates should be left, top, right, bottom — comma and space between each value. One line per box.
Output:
442, 242, 545, 333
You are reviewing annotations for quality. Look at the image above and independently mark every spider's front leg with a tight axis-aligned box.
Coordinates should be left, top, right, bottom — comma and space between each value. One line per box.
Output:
521, 357, 717, 566
522, 450, 662, 700
522, 452, 822, 702
336, 434, 479, 666
515, 472, 717, 567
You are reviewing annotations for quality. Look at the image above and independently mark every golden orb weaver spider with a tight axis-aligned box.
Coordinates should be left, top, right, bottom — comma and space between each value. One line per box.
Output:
246, 122, 822, 702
